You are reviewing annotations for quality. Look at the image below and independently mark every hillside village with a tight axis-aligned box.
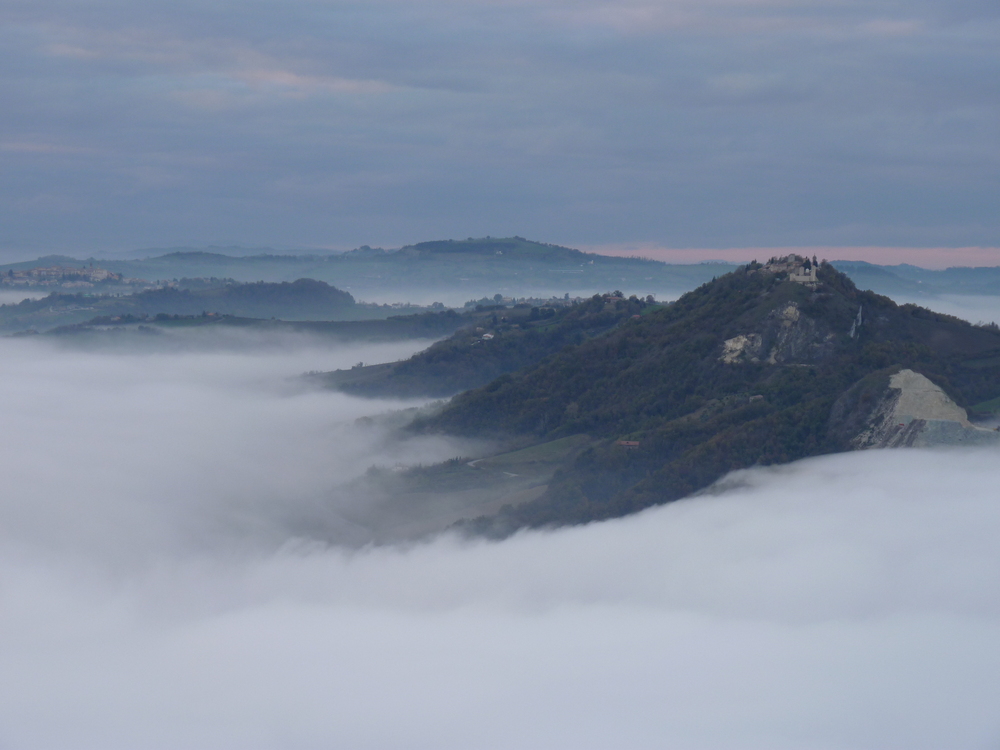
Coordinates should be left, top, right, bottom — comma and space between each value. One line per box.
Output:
1, 264, 138, 288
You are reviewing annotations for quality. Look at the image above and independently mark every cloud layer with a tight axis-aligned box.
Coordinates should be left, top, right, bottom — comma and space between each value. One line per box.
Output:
1, 333, 999, 748
1, 0, 998, 256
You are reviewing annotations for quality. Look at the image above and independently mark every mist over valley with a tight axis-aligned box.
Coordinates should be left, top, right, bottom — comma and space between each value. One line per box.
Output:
6, 0, 1000, 734
1, 347, 999, 748
2, 265, 1000, 746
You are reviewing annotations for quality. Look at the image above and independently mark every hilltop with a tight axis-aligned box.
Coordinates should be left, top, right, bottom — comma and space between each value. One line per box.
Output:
392, 237, 589, 262
360, 256, 1000, 539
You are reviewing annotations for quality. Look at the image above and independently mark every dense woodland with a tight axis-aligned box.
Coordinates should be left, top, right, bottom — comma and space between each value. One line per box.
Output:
134, 278, 356, 318
0, 279, 388, 332
404, 263, 1000, 535
323, 293, 655, 398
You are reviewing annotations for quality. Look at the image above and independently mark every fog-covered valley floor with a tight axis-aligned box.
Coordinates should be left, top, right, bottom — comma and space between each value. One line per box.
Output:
895, 294, 1000, 329
2, 332, 1000, 749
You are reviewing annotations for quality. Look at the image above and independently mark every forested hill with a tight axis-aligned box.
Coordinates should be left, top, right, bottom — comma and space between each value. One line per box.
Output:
134, 278, 355, 319
392, 237, 590, 262
411, 260, 1000, 535
321, 293, 654, 398
0, 279, 365, 332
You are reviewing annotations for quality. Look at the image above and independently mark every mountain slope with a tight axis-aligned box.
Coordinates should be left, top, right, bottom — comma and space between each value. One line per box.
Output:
320, 294, 654, 398
410, 259, 1000, 535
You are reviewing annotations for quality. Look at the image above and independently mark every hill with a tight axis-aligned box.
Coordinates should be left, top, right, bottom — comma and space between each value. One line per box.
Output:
0, 279, 385, 332
37, 308, 473, 349
831, 260, 1000, 298
402, 258, 1000, 536
319, 293, 655, 398
394, 237, 589, 261
129, 278, 355, 319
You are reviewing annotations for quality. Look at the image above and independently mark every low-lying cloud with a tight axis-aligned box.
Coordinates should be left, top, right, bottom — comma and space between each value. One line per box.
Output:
0, 335, 462, 563
1, 333, 999, 749
895, 293, 1000, 328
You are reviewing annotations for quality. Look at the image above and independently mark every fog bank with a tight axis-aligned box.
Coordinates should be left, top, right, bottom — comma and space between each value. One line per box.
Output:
0, 336, 462, 564
1, 336, 999, 749
894, 293, 1000, 328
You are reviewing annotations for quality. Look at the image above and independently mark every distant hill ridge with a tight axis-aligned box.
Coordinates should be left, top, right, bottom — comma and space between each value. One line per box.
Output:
5, 238, 1000, 300
396, 237, 592, 261
0, 278, 368, 332
0, 237, 739, 301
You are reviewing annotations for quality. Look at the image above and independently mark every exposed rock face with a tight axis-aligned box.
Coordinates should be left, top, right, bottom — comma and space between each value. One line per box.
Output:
720, 333, 762, 364
847, 369, 1000, 449
720, 302, 836, 365
891, 369, 971, 425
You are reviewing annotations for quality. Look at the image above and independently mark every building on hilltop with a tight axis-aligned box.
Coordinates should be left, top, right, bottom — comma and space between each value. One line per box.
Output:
788, 264, 818, 285
757, 254, 819, 285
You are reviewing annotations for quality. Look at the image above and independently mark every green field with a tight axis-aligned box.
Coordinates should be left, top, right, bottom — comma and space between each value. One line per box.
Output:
971, 395, 1000, 414
476, 434, 594, 470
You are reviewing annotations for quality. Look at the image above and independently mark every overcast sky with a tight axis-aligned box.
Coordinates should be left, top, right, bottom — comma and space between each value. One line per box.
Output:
2, 0, 999, 261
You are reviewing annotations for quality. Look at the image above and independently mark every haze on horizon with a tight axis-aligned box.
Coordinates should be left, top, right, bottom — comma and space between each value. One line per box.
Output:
1, 0, 999, 264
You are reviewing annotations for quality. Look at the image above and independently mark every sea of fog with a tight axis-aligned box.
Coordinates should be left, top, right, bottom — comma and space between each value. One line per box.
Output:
895, 294, 1000, 327
1, 325, 999, 749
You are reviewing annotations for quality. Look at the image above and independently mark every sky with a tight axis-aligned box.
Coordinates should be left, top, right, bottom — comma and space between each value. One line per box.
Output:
1, 332, 999, 748
2, 0, 999, 263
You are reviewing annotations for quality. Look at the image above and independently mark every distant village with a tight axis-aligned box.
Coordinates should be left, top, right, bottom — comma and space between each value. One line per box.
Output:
464, 292, 588, 309
0, 264, 145, 289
